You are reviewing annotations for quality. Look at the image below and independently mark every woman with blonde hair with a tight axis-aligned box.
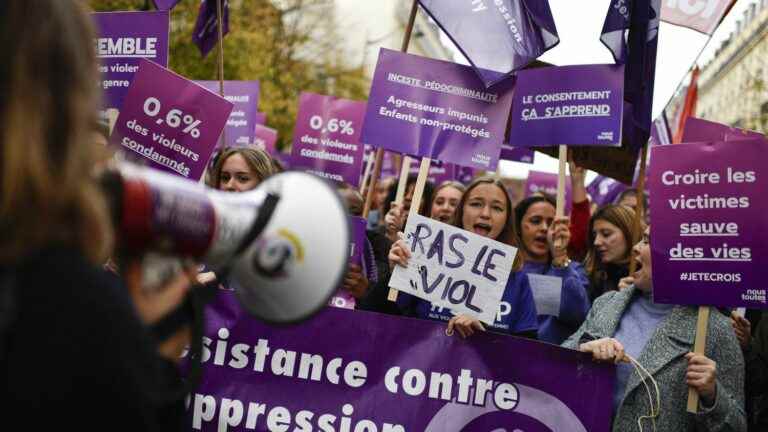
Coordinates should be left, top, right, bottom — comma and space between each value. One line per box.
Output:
207, 146, 276, 192
583, 204, 642, 302
0, 1, 191, 429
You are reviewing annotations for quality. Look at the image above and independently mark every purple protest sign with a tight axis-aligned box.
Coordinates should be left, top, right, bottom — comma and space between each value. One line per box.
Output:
189, 294, 614, 431
409, 160, 456, 186
254, 112, 267, 126
418, 0, 559, 88
510, 64, 625, 148
649, 140, 768, 308
682, 117, 764, 143
455, 165, 476, 184
195, 81, 260, 148
524, 171, 572, 214
193, 0, 230, 58
152, 0, 180, 10
362, 49, 514, 171
650, 114, 672, 145
92, 11, 169, 113
253, 124, 278, 155
586, 175, 629, 207
500, 144, 535, 164
291, 92, 366, 187
329, 216, 368, 310
109, 59, 233, 180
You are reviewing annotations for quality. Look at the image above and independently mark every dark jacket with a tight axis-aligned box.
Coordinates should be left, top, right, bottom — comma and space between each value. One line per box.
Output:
0, 246, 185, 430
745, 313, 768, 430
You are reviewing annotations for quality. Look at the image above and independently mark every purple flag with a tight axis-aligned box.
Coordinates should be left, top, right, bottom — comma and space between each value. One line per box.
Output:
500, 145, 535, 164
92, 11, 169, 114
192, 0, 230, 58
418, 0, 559, 88
109, 59, 233, 180
291, 92, 367, 187
152, 0, 180, 10
586, 175, 629, 207
510, 64, 625, 147
189, 294, 615, 431
195, 80, 260, 148
362, 49, 514, 171
601, 0, 661, 150
649, 139, 768, 308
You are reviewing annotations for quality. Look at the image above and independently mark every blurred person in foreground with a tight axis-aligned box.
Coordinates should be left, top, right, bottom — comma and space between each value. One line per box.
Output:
0, 1, 191, 429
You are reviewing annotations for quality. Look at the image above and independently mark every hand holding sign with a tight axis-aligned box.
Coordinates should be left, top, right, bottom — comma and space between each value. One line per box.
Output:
388, 214, 516, 324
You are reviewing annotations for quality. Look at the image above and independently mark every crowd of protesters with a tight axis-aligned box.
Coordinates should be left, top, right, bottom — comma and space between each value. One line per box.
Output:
1, 1, 766, 431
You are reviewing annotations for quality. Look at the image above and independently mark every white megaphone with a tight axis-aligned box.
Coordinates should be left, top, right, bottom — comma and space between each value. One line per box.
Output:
101, 162, 349, 323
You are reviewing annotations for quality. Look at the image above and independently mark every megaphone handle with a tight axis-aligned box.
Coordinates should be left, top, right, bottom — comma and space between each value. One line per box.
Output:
233, 193, 281, 256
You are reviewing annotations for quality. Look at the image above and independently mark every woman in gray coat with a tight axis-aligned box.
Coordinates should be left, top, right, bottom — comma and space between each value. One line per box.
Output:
563, 226, 746, 431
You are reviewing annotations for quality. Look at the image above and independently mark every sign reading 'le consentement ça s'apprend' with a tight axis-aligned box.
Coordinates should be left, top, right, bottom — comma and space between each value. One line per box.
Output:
510, 64, 624, 147
649, 139, 768, 308
362, 49, 514, 171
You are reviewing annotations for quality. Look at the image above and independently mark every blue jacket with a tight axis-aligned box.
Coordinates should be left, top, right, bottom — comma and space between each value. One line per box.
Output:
522, 261, 590, 344
397, 271, 539, 337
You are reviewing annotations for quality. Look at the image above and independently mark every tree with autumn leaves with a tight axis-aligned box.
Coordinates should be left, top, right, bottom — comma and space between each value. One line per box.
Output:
90, 0, 369, 151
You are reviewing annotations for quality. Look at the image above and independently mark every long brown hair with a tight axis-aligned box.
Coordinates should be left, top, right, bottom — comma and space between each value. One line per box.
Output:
453, 176, 523, 270
583, 204, 642, 283
0, 1, 112, 264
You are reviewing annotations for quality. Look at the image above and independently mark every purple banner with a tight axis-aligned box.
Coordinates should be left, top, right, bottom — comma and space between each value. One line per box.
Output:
682, 117, 764, 143
362, 49, 514, 171
500, 145, 535, 164
510, 64, 625, 148
188, 295, 614, 431
329, 216, 368, 310
291, 92, 366, 187
110, 59, 233, 180
417, 0, 559, 88
92, 11, 169, 113
586, 175, 629, 207
649, 140, 768, 308
524, 171, 572, 214
193, 0, 230, 58
455, 165, 476, 184
253, 125, 278, 156
195, 81, 261, 148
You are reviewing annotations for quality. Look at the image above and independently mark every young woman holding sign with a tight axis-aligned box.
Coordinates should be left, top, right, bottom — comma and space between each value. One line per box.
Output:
563, 227, 745, 431
583, 204, 641, 302
389, 176, 538, 339
514, 196, 590, 344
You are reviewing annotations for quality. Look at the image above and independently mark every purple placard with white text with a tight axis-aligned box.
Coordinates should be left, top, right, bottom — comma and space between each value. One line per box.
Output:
649, 140, 768, 308
253, 124, 278, 155
291, 92, 366, 187
93, 11, 169, 114
510, 64, 625, 147
329, 216, 368, 310
195, 81, 260, 148
361, 49, 514, 171
500, 145, 535, 164
189, 294, 614, 432
109, 59, 233, 180
524, 171, 572, 214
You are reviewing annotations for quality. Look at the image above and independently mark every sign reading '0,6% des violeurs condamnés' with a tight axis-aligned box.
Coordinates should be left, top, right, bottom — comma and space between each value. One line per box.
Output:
110, 59, 233, 181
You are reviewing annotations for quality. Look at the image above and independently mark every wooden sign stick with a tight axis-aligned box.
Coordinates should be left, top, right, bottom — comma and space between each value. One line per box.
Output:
687, 306, 710, 413
361, 0, 418, 218
555, 145, 567, 218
